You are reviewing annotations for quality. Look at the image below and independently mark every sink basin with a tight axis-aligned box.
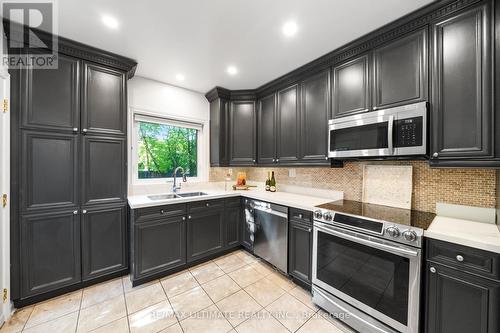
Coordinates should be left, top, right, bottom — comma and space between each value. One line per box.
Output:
176, 192, 208, 198
147, 194, 179, 200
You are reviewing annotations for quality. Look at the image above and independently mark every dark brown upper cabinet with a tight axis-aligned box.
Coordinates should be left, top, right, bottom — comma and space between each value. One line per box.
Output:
82, 62, 127, 136
373, 28, 428, 110
229, 100, 256, 165
257, 93, 277, 165
20, 55, 80, 132
300, 70, 330, 164
277, 85, 300, 163
332, 54, 370, 118
209, 98, 230, 166
430, 2, 493, 163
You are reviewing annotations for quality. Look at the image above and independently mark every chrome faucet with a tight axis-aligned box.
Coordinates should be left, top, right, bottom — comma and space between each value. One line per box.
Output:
172, 166, 185, 193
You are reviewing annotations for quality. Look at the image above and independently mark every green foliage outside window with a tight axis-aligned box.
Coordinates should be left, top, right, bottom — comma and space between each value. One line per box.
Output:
137, 121, 198, 179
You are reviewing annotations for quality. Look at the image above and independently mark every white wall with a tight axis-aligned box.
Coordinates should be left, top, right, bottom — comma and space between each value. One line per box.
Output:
127, 76, 210, 194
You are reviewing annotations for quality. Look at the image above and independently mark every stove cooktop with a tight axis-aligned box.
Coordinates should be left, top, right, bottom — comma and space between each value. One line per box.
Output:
316, 200, 436, 230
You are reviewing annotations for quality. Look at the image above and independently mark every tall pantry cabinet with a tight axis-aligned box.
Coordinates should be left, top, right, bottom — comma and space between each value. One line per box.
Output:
9, 35, 137, 306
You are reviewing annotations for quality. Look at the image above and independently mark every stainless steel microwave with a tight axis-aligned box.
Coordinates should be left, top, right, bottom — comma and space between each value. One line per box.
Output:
328, 102, 428, 159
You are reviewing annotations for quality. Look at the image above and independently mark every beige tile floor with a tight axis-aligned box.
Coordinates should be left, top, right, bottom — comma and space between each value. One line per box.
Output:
0, 249, 355, 333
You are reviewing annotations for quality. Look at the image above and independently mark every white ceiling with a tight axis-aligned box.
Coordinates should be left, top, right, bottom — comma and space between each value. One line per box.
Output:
56, 0, 435, 93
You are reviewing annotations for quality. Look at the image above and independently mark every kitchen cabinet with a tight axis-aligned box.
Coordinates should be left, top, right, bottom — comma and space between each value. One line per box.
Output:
332, 54, 370, 118
224, 198, 241, 248
187, 202, 225, 262
430, 2, 494, 165
300, 70, 330, 164
373, 28, 427, 109
288, 209, 313, 286
277, 85, 300, 163
209, 97, 230, 166
81, 204, 128, 281
257, 93, 277, 165
20, 210, 81, 297
229, 100, 256, 165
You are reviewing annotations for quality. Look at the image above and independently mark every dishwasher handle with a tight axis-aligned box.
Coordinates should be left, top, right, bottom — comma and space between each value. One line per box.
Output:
253, 205, 288, 219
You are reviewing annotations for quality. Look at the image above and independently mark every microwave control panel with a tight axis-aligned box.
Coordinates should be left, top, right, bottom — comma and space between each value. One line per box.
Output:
394, 116, 423, 147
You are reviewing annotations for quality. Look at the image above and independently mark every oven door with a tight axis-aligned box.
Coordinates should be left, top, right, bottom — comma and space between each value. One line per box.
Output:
328, 113, 394, 158
312, 221, 421, 333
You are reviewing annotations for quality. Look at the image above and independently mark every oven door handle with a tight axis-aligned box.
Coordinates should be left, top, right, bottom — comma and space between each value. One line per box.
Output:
315, 224, 419, 257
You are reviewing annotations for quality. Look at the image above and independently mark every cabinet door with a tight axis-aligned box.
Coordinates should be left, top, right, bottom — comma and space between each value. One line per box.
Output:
21, 55, 80, 132
82, 62, 126, 136
431, 3, 492, 160
229, 101, 256, 165
225, 205, 241, 248
300, 71, 330, 163
21, 131, 79, 212
332, 54, 370, 117
187, 208, 224, 262
373, 28, 427, 109
288, 221, 312, 285
277, 85, 300, 163
209, 98, 229, 166
21, 210, 81, 297
257, 94, 277, 165
135, 216, 186, 278
82, 136, 126, 206
425, 262, 500, 333
81, 204, 127, 281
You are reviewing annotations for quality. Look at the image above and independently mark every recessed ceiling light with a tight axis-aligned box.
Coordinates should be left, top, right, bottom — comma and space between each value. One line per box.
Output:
226, 66, 238, 75
282, 21, 298, 37
102, 15, 119, 29
176, 74, 185, 81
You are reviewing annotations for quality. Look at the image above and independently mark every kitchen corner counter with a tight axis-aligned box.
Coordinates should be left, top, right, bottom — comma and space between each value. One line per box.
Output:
425, 216, 500, 254
128, 187, 341, 211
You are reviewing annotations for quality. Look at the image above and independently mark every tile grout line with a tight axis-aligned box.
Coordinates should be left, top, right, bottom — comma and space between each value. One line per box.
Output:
74, 289, 84, 333
158, 275, 185, 333
120, 277, 132, 333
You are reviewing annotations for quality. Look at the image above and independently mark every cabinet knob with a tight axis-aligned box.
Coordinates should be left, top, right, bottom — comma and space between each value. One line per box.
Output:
73, 128, 78, 133
430, 267, 436, 273
456, 255, 464, 262
182, 216, 186, 221
272, 159, 275, 162
73, 210, 78, 215
298, 214, 303, 219
206, 203, 210, 207
82, 210, 87, 214
252, 159, 256, 163
160, 209, 165, 214
432, 152, 439, 158
325, 157, 328, 160
188, 215, 192, 219
276, 159, 279, 162
82, 129, 88, 134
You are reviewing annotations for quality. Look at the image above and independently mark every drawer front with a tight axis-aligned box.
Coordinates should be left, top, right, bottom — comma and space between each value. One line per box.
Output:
188, 199, 225, 213
225, 197, 241, 207
134, 204, 187, 223
426, 239, 500, 281
289, 208, 312, 225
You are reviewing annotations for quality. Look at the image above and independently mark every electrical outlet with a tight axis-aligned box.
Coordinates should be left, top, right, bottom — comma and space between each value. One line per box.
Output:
289, 169, 296, 178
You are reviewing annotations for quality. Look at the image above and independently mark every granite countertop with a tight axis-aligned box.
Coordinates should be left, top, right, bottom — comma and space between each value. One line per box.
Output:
425, 216, 500, 254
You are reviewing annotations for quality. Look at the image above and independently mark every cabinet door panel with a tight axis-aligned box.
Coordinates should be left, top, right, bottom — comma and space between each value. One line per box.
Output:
288, 221, 312, 285
21, 210, 81, 297
82, 62, 126, 136
277, 85, 300, 163
210, 98, 229, 166
21, 131, 78, 212
82, 136, 126, 206
82, 204, 127, 281
187, 209, 224, 262
257, 94, 277, 164
332, 54, 370, 117
300, 71, 329, 162
225, 205, 240, 248
431, 3, 492, 159
229, 101, 256, 165
21, 55, 80, 132
373, 29, 427, 109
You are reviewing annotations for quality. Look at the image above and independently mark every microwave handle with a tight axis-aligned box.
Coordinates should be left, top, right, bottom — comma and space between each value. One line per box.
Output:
388, 115, 394, 155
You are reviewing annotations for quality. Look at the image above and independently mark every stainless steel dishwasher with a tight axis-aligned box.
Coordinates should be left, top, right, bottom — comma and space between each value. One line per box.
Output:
247, 199, 288, 273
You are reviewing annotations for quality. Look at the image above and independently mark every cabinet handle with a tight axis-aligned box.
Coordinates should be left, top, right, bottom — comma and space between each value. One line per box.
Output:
82, 210, 87, 214
456, 255, 464, 262
73, 210, 78, 215
432, 152, 438, 158
430, 267, 436, 273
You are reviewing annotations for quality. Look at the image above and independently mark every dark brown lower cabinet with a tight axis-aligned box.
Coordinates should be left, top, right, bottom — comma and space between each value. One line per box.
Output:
20, 210, 81, 297
288, 220, 313, 286
187, 208, 225, 262
81, 204, 128, 281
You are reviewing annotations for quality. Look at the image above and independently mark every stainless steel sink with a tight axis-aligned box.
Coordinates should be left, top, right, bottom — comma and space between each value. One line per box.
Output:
147, 193, 179, 200
176, 192, 208, 198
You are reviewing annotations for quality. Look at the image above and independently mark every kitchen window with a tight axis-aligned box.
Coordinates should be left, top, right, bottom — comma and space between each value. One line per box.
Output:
132, 114, 203, 182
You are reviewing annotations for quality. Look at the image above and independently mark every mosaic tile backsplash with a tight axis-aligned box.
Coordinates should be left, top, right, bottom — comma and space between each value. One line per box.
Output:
210, 161, 497, 213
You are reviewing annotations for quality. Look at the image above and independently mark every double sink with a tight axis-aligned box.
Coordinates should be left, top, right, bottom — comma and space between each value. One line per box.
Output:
147, 192, 208, 201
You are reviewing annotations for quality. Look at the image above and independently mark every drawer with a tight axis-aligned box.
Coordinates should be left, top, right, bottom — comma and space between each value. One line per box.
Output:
225, 197, 241, 207
134, 204, 187, 224
289, 208, 312, 225
188, 199, 225, 213
426, 238, 500, 281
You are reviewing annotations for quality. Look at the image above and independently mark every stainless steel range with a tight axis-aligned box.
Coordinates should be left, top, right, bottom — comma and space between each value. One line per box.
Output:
311, 200, 435, 333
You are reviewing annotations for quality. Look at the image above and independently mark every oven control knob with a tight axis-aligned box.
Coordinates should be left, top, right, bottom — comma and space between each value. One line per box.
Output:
385, 226, 400, 238
314, 210, 323, 219
403, 230, 417, 242
323, 212, 333, 221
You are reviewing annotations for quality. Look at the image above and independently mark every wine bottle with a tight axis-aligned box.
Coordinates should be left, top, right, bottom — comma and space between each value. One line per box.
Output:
265, 172, 270, 191
270, 171, 276, 192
